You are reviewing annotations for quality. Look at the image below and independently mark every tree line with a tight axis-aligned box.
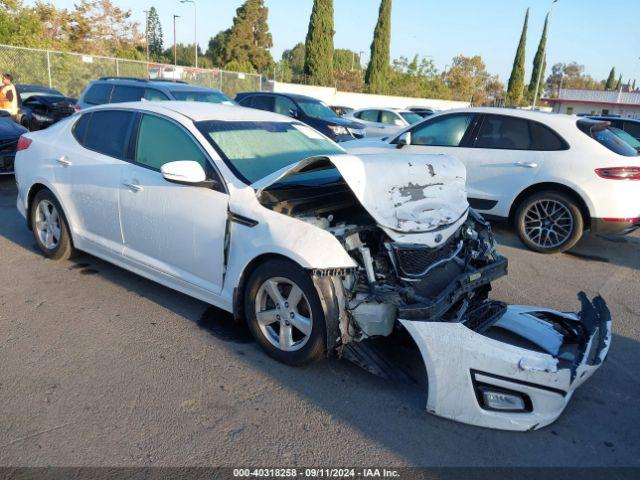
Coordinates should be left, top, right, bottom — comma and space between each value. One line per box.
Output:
0, 0, 622, 104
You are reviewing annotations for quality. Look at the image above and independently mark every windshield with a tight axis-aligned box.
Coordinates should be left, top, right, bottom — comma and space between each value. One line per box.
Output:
196, 120, 344, 184
577, 120, 638, 157
400, 112, 423, 124
610, 127, 640, 151
297, 99, 339, 119
171, 90, 233, 104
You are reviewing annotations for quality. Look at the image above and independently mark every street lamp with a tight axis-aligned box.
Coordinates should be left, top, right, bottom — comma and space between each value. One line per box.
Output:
173, 14, 180, 72
532, 0, 559, 109
143, 9, 149, 78
180, 0, 197, 69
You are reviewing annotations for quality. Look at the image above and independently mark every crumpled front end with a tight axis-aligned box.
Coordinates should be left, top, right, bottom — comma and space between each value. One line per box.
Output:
401, 294, 611, 431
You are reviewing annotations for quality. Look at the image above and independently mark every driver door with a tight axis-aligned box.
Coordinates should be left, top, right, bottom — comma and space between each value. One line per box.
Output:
119, 113, 229, 294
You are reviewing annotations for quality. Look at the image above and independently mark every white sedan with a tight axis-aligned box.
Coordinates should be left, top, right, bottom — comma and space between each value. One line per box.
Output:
343, 107, 640, 253
14, 102, 610, 431
343, 108, 423, 138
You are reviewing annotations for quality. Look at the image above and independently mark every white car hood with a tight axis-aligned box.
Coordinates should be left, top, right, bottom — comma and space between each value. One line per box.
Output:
252, 153, 469, 244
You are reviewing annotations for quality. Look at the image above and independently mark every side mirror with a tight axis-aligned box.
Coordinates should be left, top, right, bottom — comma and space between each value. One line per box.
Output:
161, 160, 209, 186
396, 131, 411, 149
288, 108, 299, 118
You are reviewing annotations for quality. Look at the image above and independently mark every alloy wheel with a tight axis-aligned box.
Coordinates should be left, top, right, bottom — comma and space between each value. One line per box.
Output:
34, 199, 61, 250
254, 277, 313, 352
523, 199, 574, 250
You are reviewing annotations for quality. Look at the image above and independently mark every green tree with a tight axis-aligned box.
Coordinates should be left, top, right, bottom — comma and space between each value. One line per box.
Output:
365, 0, 392, 94
162, 43, 205, 66
445, 55, 492, 104
615, 74, 622, 91
282, 42, 305, 80
528, 12, 548, 102
205, 0, 273, 73
304, 0, 334, 86
334, 48, 361, 71
146, 6, 163, 61
604, 67, 616, 90
506, 8, 528, 106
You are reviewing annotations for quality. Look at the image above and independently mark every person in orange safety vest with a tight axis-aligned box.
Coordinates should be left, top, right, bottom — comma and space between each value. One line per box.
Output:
0, 73, 18, 118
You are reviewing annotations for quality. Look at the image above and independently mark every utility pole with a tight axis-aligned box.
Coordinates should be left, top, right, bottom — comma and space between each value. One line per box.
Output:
180, 0, 197, 69
173, 14, 180, 79
143, 9, 149, 77
532, 0, 559, 109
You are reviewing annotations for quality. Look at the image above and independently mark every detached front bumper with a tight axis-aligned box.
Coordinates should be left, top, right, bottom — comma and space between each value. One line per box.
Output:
400, 293, 611, 431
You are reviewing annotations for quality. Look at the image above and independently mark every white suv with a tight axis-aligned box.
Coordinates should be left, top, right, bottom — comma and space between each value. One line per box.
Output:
343, 107, 640, 253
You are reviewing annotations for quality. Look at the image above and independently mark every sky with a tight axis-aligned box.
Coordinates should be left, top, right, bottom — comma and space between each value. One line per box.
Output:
42, 0, 640, 84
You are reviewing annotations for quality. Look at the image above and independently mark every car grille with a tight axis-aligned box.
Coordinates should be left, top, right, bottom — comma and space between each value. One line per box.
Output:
391, 242, 456, 277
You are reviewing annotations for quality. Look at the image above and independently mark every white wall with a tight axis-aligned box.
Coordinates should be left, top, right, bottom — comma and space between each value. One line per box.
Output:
552, 101, 640, 119
268, 81, 470, 111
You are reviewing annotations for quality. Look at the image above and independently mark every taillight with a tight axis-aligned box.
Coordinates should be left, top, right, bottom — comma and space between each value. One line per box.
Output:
595, 166, 640, 180
73, 104, 81, 111
16, 136, 32, 151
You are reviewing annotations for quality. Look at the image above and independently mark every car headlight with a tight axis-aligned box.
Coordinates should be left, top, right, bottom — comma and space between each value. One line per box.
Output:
32, 113, 52, 122
327, 125, 349, 136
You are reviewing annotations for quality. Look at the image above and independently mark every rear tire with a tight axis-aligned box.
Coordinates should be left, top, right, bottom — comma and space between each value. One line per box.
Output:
244, 259, 328, 366
30, 189, 74, 260
515, 191, 583, 254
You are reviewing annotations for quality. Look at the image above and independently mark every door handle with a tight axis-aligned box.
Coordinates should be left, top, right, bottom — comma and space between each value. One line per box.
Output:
56, 156, 71, 167
123, 182, 143, 192
514, 161, 538, 168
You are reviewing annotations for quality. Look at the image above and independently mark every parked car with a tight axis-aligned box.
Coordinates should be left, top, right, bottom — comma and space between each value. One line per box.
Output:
330, 105, 354, 116
407, 106, 438, 118
0, 110, 28, 174
76, 77, 234, 110
343, 108, 423, 137
588, 116, 640, 141
16, 84, 76, 131
343, 107, 640, 253
234, 92, 365, 142
14, 101, 611, 431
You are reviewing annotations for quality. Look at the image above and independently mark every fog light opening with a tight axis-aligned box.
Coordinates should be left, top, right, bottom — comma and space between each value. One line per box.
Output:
481, 388, 526, 411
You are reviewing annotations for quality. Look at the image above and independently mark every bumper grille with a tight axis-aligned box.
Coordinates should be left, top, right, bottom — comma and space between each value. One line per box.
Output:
392, 243, 456, 277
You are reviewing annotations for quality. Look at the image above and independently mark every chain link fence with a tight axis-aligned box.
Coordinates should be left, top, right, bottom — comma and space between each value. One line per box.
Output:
0, 44, 263, 99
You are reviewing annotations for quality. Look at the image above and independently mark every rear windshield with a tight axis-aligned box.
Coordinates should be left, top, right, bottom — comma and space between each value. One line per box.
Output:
610, 127, 640, 151
577, 120, 638, 157
171, 90, 232, 104
400, 112, 423, 124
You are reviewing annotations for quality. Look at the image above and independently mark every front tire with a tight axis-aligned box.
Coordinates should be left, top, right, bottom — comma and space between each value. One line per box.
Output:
244, 259, 328, 366
30, 189, 74, 260
515, 191, 584, 254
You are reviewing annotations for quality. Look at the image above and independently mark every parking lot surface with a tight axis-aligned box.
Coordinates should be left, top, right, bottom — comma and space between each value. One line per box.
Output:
1, 175, 639, 467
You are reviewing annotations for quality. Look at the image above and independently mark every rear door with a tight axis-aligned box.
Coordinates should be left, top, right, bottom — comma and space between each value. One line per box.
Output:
250, 95, 276, 113
110, 85, 145, 103
119, 112, 229, 293
356, 110, 387, 137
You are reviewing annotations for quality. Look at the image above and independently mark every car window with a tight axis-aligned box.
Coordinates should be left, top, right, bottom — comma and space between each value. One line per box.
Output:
380, 110, 401, 125
297, 99, 339, 119
623, 121, 640, 139
577, 120, 638, 157
111, 85, 145, 103
529, 122, 567, 151
170, 90, 232, 103
410, 113, 475, 147
358, 110, 380, 122
83, 83, 112, 105
196, 120, 343, 184
135, 114, 209, 171
400, 112, 423, 124
475, 115, 531, 150
72, 113, 91, 144
610, 127, 640, 150
82, 110, 134, 158
143, 88, 169, 101
251, 95, 275, 111
237, 95, 253, 107
274, 96, 297, 116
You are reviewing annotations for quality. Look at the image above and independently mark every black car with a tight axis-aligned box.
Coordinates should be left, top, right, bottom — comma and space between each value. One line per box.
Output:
0, 111, 28, 174
16, 85, 77, 131
235, 92, 365, 142
588, 116, 640, 141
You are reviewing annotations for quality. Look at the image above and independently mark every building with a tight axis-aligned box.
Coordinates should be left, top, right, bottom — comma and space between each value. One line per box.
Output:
544, 88, 640, 118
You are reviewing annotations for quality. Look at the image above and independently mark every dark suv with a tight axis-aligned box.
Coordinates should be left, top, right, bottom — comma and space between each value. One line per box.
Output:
235, 92, 365, 142
77, 77, 234, 110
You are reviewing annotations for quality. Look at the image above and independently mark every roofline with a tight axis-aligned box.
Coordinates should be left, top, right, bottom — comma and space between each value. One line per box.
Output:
543, 97, 640, 108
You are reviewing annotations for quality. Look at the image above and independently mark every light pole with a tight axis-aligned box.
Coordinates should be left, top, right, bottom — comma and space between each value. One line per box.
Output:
532, 0, 559, 109
180, 0, 197, 69
173, 14, 180, 74
143, 9, 149, 76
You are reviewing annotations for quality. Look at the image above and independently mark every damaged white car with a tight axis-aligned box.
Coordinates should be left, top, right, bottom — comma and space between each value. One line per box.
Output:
14, 102, 611, 431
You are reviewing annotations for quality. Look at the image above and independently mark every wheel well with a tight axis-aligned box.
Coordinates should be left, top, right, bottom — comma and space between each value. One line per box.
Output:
232, 253, 302, 322
508, 183, 591, 230
26, 183, 48, 230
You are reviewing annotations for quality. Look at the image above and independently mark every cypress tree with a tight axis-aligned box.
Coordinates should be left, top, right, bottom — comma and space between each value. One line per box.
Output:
528, 13, 548, 102
506, 8, 529, 106
365, 0, 392, 94
605, 67, 616, 90
147, 6, 163, 61
615, 74, 622, 91
304, 0, 334, 86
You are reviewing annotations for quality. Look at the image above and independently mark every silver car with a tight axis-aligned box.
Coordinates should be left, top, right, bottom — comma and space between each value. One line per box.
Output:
344, 108, 423, 137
